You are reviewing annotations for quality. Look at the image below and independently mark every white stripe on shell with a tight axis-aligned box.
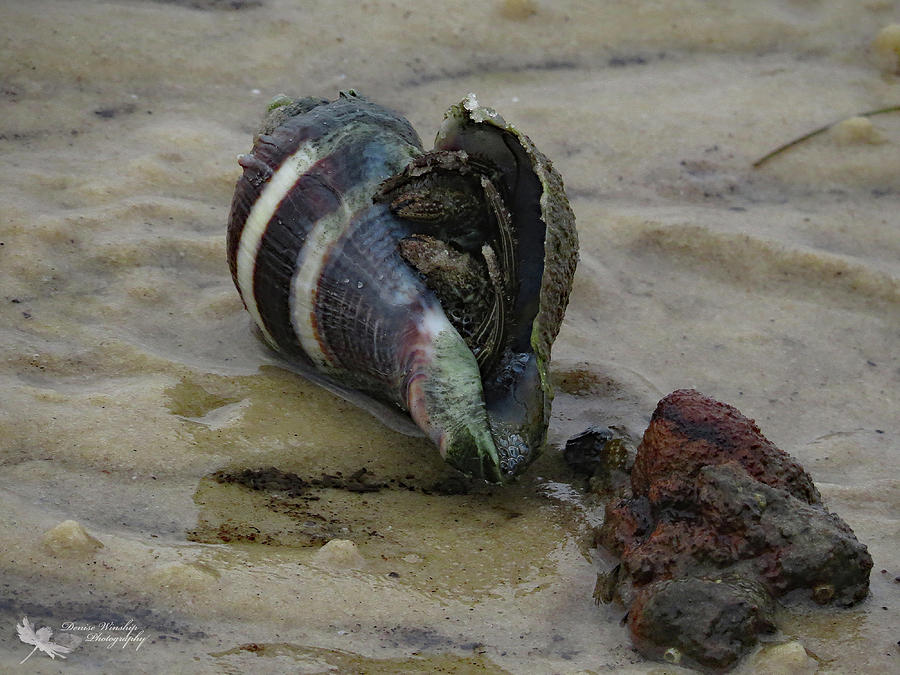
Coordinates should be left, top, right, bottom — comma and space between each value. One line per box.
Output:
289, 183, 379, 368
235, 141, 318, 347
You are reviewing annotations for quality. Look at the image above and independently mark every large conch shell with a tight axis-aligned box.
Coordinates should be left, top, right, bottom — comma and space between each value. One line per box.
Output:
226, 91, 577, 482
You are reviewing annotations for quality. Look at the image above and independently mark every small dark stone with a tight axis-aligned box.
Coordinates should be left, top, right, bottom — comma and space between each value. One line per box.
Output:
565, 426, 635, 493
628, 576, 776, 671
93, 103, 136, 119
608, 55, 648, 67
564, 426, 613, 475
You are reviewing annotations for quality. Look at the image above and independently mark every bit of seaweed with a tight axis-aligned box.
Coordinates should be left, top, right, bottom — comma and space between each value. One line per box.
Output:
752, 105, 900, 168
212, 467, 310, 497
212, 466, 386, 495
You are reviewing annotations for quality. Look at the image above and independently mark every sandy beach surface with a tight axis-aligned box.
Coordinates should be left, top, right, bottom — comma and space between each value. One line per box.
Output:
1, 1, 898, 672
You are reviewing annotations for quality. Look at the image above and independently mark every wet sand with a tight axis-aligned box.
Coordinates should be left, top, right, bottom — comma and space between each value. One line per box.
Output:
1, 1, 898, 672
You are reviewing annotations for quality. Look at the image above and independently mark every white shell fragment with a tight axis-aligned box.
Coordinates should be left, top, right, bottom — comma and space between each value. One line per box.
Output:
831, 116, 881, 145
150, 562, 221, 591
312, 539, 366, 569
43, 520, 104, 557
873, 23, 900, 73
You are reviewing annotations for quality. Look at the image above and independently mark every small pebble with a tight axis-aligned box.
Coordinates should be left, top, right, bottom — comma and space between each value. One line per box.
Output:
831, 116, 880, 145
873, 24, 900, 74
749, 640, 817, 675
151, 562, 220, 591
43, 519, 103, 557
312, 539, 366, 569
499, 0, 538, 20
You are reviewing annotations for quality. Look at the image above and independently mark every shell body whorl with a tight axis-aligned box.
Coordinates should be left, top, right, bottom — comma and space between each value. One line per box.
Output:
227, 92, 423, 369
227, 91, 578, 482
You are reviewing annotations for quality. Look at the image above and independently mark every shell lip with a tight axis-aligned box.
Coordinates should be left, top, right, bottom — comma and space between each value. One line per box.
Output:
394, 94, 576, 482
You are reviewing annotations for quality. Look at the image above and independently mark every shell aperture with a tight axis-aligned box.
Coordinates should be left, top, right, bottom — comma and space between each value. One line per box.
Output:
226, 90, 578, 482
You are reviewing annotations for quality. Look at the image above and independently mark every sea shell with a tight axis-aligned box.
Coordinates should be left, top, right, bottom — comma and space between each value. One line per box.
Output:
226, 90, 577, 482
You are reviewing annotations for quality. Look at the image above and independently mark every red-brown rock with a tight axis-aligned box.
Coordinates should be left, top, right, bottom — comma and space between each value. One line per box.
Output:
592, 389, 872, 672
631, 389, 820, 504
